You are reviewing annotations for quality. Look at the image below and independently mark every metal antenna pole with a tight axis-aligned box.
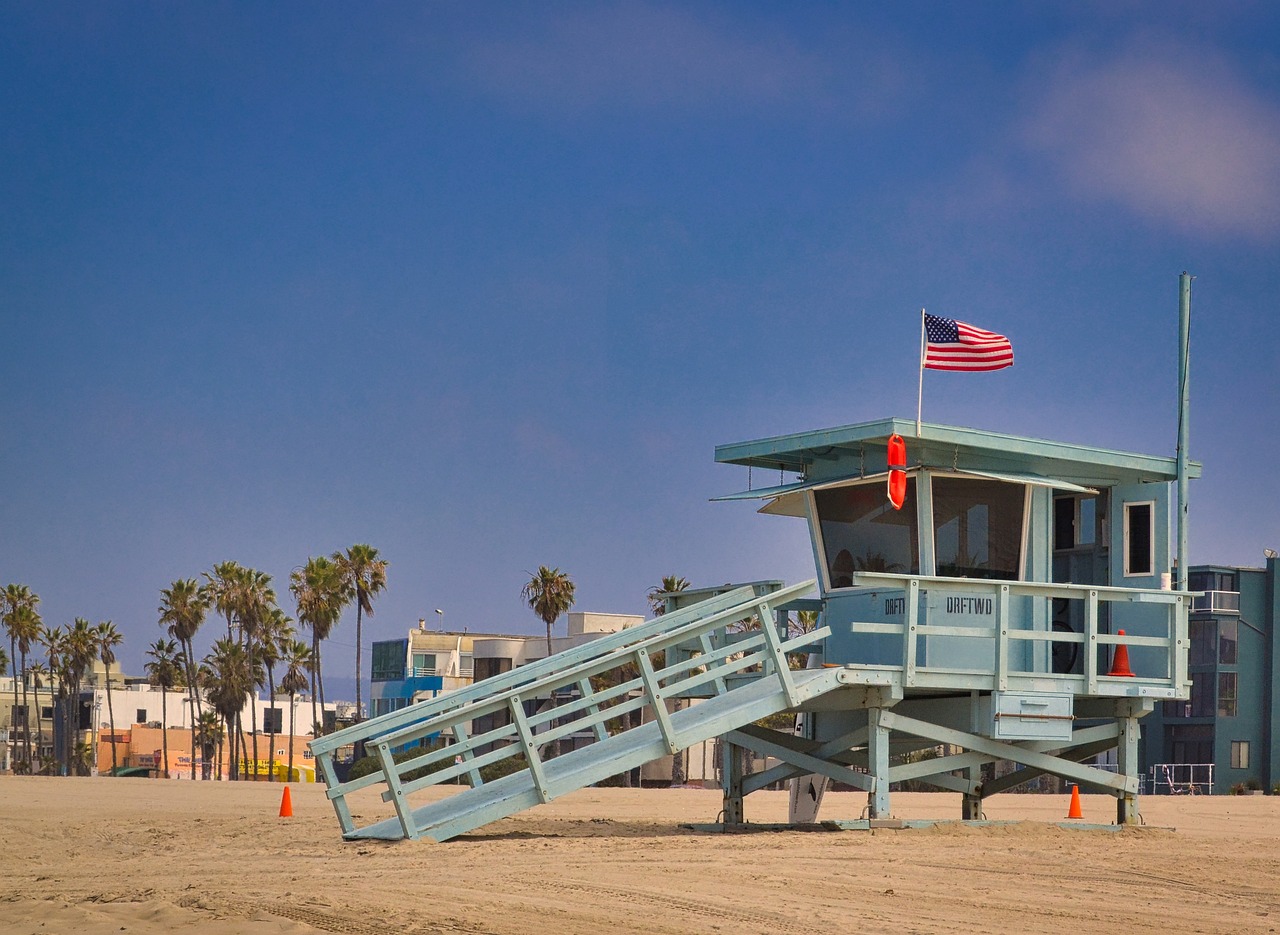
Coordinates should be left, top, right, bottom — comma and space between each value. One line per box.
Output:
1176, 272, 1192, 591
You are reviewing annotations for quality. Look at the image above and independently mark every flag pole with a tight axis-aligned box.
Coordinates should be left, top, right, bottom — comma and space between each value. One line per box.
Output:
916, 308, 926, 436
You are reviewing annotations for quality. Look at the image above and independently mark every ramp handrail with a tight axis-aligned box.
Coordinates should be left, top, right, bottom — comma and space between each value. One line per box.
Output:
313, 580, 820, 839
847, 573, 1191, 695
311, 584, 763, 757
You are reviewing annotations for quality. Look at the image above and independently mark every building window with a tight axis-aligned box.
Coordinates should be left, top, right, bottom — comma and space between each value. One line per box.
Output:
1231, 741, 1249, 770
412, 653, 437, 676
474, 657, 512, 682
1123, 502, 1154, 576
371, 640, 408, 682
815, 478, 920, 588
1189, 673, 1213, 717
41, 707, 53, 720
1219, 620, 1238, 665
932, 477, 1025, 580
1189, 619, 1215, 666
1169, 724, 1213, 764
136, 708, 147, 724
263, 708, 283, 734
1218, 673, 1237, 718
1054, 495, 1099, 551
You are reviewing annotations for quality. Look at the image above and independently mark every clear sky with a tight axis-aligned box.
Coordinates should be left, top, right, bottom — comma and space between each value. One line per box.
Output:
3, 3, 1279, 694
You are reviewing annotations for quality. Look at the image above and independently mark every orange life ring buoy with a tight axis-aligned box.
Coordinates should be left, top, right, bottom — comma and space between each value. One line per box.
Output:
887, 434, 907, 510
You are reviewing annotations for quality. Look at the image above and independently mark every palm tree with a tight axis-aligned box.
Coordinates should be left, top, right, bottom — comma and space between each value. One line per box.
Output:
194, 710, 223, 780
40, 626, 63, 775
234, 567, 277, 779
202, 638, 251, 780
3, 584, 41, 767
647, 575, 690, 617
258, 606, 293, 782
158, 578, 210, 779
333, 545, 388, 725
646, 575, 691, 784
60, 618, 98, 775
202, 561, 244, 643
522, 566, 576, 659
290, 555, 351, 738
279, 638, 313, 781
25, 660, 45, 772
144, 638, 183, 778
521, 567, 576, 762
94, 621, 123, 774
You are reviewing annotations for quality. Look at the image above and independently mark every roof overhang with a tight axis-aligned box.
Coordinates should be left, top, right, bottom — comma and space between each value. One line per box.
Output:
714, 467, 1099, 518
714, 417, 1200, 489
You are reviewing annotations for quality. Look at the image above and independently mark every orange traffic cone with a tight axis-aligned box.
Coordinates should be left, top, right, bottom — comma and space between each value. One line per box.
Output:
1067, 784, 1083, 819
279, 785, 293, 818
1108, 629, 1135, 677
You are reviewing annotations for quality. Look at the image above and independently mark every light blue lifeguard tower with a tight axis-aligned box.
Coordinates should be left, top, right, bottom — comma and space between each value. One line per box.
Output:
309, 412, 1196, 840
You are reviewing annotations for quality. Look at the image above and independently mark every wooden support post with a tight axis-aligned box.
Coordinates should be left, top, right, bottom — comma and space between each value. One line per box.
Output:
451, 722, 484, 788
316, 752, 356, 836
1117, 713, 1141, 825
963, 691, 983, 820
721, 738, 744, 826
867, 708, 891, 819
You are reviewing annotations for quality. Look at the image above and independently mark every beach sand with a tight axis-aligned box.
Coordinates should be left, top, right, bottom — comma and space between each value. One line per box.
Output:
2, 776, 1278, 934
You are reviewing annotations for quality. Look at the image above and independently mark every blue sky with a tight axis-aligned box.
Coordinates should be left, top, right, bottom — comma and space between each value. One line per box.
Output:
3, 3, 1279, 693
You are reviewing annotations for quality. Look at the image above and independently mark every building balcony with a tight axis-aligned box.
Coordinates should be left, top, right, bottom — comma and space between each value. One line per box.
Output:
1191, 591, 1240, 614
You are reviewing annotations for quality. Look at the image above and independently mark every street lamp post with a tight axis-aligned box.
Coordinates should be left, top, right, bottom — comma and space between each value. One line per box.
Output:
435, 608, 444, 630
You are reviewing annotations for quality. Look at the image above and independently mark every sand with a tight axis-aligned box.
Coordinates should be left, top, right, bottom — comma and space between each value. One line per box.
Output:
2, 776, 1279, 934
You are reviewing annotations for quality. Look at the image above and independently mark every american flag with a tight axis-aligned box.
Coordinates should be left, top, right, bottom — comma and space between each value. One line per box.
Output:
923, 314, 1014, 372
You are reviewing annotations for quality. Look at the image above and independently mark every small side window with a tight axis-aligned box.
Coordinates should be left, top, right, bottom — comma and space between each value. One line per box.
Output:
1123, 502, 1154, 576
1231, 741, 1249, 770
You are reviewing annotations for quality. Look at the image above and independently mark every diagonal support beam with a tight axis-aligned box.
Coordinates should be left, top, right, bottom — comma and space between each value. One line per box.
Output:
980, 738, 1121, 796
728, 725, 874, 794
733, 725, 870, 791
879, 710, 1136, 794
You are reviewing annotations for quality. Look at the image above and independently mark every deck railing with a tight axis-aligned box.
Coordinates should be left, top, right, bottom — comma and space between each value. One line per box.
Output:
847, 573, 1191, 697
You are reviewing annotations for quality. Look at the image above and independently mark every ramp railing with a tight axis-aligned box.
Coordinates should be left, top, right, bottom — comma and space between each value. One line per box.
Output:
311, 580, 821, 840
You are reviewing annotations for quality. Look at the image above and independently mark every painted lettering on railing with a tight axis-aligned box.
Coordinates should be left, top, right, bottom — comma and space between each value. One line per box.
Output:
945, 596, 993, 615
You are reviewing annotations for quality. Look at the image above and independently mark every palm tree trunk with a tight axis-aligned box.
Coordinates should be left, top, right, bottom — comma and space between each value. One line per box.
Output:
160, 688, 169, 778
288, 690, 296, 781
105, 664, 117, 774
20, 649, 31, 767
354, 603, 363, 724
9, 638, 20, 768
33, 692, 43, 773
310, 633, 319, 737
185, 637, 199, 780
266, 667, 277, 782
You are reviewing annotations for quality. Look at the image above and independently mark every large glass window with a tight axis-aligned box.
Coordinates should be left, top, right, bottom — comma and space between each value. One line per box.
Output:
815, 479, 920, 588
1189, 619, 1216, 666
1189, 673, 1213, 717
932, 477, 1025, 580
1218, 672, 1237, 717
371, 640, 407, 682
1170, 724, 1213, 764
1219, 620, 1238, 665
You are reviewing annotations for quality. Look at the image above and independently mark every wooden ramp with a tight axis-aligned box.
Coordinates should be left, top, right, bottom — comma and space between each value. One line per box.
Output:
309, 580, 829, 843
349, 666, 843, 842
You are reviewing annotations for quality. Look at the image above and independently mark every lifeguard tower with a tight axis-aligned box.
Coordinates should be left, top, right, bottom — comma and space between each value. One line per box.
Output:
711, 417, 1195, 826
308, 414, 1195, 841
